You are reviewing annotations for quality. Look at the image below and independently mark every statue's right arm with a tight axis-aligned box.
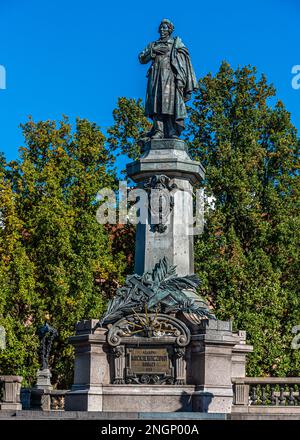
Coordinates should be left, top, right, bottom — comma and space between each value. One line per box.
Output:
138, 43, 154, 64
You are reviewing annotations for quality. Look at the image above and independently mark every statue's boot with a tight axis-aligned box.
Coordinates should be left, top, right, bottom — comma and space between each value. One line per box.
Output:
150, 116, 164, 139
165, 116, 180, 139
151, 130, 164, 139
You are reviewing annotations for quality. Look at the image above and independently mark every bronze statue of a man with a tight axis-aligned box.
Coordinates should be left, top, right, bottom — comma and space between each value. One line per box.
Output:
139, 19, 198, 139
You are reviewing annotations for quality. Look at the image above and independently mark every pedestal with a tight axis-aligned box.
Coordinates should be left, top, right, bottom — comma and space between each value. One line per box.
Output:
187, 320, 253, 413
127, 139, 205, 277
35, 369, 53, 391
30, 368, 53, 410
66, 138, 253, 413
65, 318, 252, 413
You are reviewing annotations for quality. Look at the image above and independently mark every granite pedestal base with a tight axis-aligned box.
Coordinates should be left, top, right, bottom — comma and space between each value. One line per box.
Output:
65, 318, 252, 413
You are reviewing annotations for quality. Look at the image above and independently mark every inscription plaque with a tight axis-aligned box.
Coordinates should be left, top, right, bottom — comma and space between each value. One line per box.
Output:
130, 348, 170, 374
126, 346, 174, 383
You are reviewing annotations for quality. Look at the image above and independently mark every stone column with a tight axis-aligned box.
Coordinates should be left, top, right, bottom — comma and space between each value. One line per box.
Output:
127, 139, 205, 277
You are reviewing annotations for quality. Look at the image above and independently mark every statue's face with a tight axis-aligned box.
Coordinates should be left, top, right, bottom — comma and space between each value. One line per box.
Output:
159, 22, 170, 38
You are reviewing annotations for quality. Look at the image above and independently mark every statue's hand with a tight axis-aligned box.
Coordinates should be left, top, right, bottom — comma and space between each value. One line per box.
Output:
152, 44, 168, 55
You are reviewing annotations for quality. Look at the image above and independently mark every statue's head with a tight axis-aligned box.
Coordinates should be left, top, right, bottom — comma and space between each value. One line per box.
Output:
158, 19, 174, 38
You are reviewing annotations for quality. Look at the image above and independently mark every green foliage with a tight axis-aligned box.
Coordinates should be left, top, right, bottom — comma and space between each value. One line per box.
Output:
0, 170, 39, 384
107, 97, 151, 161
0, 117, 127, 387
187, 62, 300, 376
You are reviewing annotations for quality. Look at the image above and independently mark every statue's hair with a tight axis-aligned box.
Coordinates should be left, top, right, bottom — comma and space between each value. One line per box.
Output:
159, 18, 175, 34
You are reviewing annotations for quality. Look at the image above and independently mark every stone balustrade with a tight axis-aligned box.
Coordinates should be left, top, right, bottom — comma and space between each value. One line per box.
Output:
233, 377, 300, 407
29, 388, 67, 411
49, 390, 66, 410
0, 375, 23, 410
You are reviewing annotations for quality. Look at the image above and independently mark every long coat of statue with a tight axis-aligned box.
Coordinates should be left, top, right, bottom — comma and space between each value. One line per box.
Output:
139, 34, 198, 138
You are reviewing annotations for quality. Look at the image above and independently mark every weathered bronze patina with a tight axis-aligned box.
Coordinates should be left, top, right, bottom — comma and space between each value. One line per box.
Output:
100, 257, 214, 326
37, 321, 58, 370
139, 19, 198, 139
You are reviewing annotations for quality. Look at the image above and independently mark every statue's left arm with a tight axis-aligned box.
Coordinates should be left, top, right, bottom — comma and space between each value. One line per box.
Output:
138, 43, 154, 64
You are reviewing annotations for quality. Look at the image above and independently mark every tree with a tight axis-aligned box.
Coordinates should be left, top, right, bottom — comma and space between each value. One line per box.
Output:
0, 157, 39, 384
0, 117, 127, 387
107, 97, 151, 161
187, 62, 300, 376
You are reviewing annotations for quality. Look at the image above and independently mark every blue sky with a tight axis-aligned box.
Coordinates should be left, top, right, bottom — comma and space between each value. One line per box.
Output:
0, 0, 299, 163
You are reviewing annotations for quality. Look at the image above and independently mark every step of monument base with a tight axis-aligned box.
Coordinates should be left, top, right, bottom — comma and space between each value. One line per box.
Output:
0, 409, 228, 420
64, 384, 233, 413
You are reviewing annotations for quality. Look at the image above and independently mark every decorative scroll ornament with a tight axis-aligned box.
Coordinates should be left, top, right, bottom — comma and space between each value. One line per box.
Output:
100, 257, 215, 326
144, 175, 177, 233
107, 312, 191, 347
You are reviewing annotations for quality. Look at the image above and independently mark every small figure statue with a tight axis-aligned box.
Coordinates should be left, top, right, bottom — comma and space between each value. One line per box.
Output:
37, 318, 58, 370
139, 19, 198, 139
